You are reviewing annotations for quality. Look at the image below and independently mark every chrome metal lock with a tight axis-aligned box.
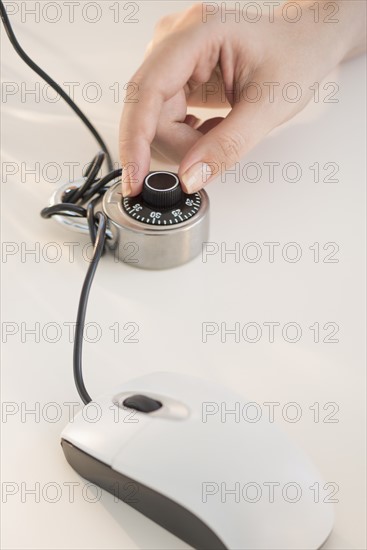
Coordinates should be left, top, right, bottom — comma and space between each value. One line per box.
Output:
49, 171, 209, 269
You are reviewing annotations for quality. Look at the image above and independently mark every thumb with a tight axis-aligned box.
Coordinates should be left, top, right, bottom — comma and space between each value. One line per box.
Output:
178, 102, 272, 193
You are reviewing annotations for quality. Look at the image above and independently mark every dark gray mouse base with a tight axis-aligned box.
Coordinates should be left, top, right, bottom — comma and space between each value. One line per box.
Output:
61, 439, 227, 550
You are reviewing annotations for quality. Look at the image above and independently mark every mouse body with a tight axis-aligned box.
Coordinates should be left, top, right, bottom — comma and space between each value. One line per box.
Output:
61, 372, 333, 549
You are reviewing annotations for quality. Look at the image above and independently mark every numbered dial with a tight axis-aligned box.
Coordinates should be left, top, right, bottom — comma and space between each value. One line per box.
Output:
123, 171, 201, 226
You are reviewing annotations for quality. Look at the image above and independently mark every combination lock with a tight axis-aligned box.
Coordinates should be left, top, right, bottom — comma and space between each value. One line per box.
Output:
50, 171, 209, 269
123, 172, 202, 225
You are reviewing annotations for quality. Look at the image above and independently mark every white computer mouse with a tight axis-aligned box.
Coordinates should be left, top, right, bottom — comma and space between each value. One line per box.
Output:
61, 372, 333, 549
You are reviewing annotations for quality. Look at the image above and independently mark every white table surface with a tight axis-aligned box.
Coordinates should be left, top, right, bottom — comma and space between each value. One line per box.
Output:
1, 1, 366, 549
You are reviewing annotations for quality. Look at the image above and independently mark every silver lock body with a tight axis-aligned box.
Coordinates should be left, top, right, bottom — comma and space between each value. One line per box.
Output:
100, 182, 209, 270
49, 177, 209, 270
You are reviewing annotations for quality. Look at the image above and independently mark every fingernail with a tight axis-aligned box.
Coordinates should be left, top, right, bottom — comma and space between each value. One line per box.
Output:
181, 162, 212, 193
122, 172, 132, 197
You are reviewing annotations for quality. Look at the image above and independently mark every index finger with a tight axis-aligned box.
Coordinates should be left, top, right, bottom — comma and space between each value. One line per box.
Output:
119, 31, 204, 196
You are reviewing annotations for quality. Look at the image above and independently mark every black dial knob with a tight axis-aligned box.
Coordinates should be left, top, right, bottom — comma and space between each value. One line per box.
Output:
123, 171, 202, 226
142, 171, 182, 209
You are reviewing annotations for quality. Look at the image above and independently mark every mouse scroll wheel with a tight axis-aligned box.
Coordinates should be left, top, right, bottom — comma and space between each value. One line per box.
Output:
123, 394, 162, 413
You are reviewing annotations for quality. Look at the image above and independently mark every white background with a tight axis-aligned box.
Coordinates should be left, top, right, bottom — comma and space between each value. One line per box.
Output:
1, 1, 366, 549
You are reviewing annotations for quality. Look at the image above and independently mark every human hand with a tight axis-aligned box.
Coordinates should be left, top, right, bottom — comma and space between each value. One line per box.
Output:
119, 1, 366, 196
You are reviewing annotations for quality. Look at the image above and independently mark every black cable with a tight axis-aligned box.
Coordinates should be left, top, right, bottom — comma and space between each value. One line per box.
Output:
0, 1, 114, 171
41, 195, 109, 404
0, 2, 121, 404
40, 203, 87, 219
39, 156, 120, 249
68, 152, 106, 203
73, 212, 107, 405
83, 168, 122, 202
86, 199, 99, 246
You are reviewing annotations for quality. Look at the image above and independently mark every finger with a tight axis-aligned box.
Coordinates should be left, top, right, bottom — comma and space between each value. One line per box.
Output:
179, 101, 275, 193
143, 39, 153, 60
187, 65, 230, 109
154, 121, 201, 165
119, 30, 216, 196
119, 38, 198, 196
151, 113, 223, 165
144, 13, 180, 59
152, 91, 202, 164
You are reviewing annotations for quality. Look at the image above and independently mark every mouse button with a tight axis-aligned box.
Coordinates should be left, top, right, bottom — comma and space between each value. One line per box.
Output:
111, 372, 225, 410
122, 394, 162, 413
114, 391, 190, 420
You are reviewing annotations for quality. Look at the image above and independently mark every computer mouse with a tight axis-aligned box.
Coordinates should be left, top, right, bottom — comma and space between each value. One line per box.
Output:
61, 372, 333, 550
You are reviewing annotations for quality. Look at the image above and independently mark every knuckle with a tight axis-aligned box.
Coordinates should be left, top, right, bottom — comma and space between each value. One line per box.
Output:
215, 131, 246, 165
154, 14, 174, 33
144, 39, 153, 56
183, 3, 205, 22
128, 71, 152, 96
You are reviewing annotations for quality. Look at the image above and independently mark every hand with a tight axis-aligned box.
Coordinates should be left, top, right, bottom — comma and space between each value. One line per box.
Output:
119, 1, 366, 196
